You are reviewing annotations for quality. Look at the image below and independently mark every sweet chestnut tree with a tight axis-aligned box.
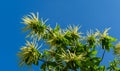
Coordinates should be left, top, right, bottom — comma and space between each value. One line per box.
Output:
17, 13, 120, 71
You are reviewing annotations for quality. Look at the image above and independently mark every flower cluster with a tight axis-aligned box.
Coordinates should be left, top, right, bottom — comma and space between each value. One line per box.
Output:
18, 41, 41, 66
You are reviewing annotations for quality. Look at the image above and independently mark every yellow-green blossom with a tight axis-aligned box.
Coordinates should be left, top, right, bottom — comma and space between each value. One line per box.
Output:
22, 12, 39, 25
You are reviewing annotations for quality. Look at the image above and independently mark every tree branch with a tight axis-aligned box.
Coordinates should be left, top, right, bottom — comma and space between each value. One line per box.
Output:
101, 49, 106, 62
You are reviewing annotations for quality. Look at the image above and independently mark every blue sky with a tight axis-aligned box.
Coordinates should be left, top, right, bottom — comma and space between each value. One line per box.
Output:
1, 0, 120, 71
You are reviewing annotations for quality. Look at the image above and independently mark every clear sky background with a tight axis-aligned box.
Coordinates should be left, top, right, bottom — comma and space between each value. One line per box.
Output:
1, 0, 120, 71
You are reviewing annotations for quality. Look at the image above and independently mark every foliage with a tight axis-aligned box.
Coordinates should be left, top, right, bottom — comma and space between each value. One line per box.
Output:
17, 13, 120, 71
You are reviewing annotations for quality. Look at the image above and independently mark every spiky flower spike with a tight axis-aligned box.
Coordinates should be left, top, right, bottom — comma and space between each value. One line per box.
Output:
22, 12, 39, 25
114, 43, 120, 56
97, 28, 117, 51
22, 12, 47, 40
17, 41, 42, 67
86, 30, 98, 48
58, 49, 85, 63
64, 25, 82, 42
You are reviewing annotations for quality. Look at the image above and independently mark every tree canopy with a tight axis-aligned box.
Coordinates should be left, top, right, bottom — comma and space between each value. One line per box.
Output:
17, 13, 120, 71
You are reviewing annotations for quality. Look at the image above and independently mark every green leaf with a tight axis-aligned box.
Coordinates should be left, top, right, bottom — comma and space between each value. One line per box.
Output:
91, 50, 97, 55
